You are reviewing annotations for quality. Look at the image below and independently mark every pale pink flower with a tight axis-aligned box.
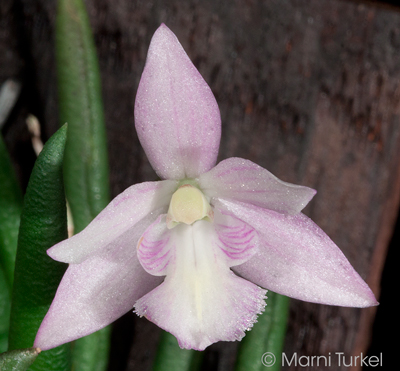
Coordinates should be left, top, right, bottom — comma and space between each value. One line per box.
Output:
35, 24, 377, 351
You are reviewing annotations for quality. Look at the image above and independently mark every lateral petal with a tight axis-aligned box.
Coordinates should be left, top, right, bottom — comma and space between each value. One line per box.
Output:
214, 209, 259, 267
135, 24, 221, 180
34, 220, 163, 351
199, 157, 316, 214
216, 199, 378, 308
137, 215, 172, 276
135, 221, 266, 350
48, 180, 177, 264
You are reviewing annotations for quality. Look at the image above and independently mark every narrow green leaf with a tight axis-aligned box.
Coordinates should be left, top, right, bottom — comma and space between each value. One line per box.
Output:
0, 134, 23, 352
0, 267, 11, 353
234, 292, 290, 371
71, 327, 111, 371
152, 331, 203, 371
56, 0, 111, 369
0, 134, 23, 289
56, 0, 110, 234
262, 294, 290, 371
8, 125, 71, 370
0, 347, 40, 371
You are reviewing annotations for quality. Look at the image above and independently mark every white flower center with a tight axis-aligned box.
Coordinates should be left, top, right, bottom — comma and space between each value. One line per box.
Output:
166, 184, 213, 229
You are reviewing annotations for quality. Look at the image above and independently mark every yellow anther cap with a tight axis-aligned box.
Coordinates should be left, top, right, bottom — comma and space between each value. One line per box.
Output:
166, 184, 213, 229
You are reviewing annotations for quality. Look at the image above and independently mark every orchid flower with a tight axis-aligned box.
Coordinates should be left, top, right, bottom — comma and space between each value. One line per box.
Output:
34, 24, 377, 351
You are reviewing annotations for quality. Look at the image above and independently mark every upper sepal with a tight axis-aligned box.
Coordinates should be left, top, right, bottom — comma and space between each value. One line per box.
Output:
135, 24, 221, 180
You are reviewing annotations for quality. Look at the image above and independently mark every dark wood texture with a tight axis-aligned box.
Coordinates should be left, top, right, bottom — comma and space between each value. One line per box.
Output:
1, 0, 399, 370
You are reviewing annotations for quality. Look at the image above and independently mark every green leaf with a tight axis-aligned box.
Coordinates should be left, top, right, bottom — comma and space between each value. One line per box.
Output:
0, 134, 23, 289
56, 0, 110, 234
70, 327, 111, 371
152, 331, 203, 371
0, 134, 23, 352
0, 347, 41, 371
56, 0, 111, 369
8, 125, 71, 371
0, 267, 11, 353
234, 292, 290, 371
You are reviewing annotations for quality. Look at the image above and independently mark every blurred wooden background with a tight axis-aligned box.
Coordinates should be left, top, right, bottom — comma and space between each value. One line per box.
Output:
1, 0, 398, 370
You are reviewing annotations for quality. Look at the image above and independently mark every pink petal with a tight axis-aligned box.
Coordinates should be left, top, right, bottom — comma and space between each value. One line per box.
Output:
199, 157, 316, 214
48, 180, 177, 264
214, 209, 259, 266
215, 199, 378, 308
34, 217, 163, 350
137, 215, 172, 276
135, 24, 221, 180
135, 221, 266, 350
